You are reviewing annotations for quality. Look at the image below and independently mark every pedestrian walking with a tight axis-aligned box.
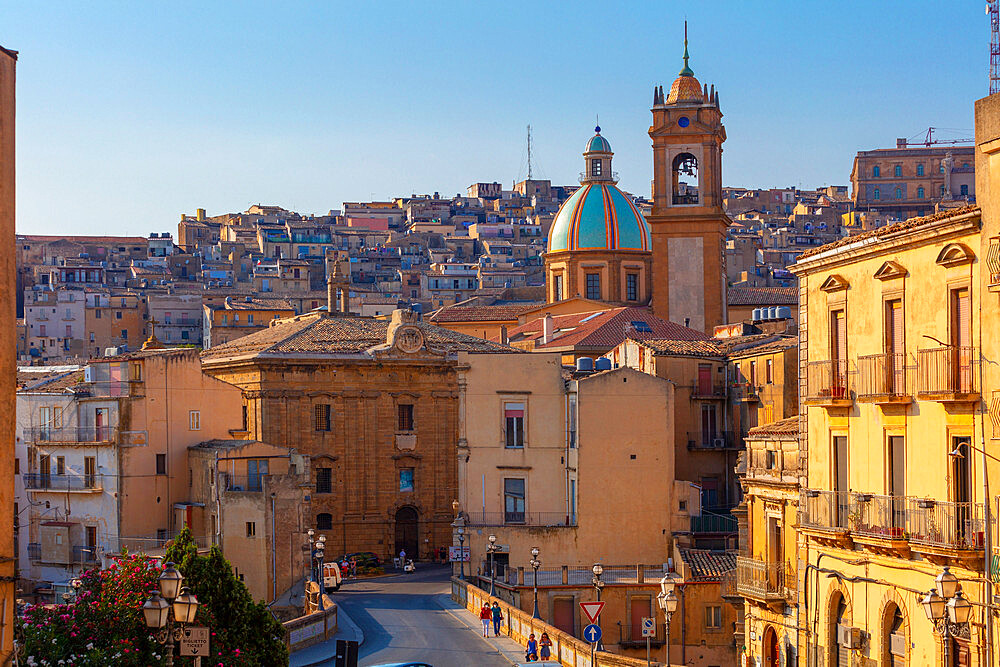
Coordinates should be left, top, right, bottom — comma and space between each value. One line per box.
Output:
539, 631, 552, 661
349, 557, 357, 577
491, 601, 503, 636
525, 633, 539, 662
398, 548, 406, 569
479, 603, 492, 637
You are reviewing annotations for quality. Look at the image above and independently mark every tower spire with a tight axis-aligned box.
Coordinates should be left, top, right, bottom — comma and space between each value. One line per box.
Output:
679, 20, 694, 77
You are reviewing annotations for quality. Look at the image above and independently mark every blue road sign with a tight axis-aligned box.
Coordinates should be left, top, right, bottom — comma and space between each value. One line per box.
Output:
583, 623, 602, 644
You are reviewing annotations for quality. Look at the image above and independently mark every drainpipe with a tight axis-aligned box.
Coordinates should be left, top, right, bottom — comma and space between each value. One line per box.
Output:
271, 491, 277, 602
978, 354, 994, 667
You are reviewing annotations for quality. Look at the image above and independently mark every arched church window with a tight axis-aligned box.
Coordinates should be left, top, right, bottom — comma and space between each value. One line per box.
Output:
894, 187, 902, 199
672, 153, 699, 205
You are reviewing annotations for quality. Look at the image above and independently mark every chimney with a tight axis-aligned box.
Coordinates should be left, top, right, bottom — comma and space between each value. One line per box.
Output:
326, 267, 335, 316
542, 313, 554, 345
500, 325, 508, 345
196, 208, 206, 221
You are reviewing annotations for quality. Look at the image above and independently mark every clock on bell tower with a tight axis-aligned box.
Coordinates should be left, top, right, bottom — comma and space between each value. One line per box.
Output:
647, 24, 729, 334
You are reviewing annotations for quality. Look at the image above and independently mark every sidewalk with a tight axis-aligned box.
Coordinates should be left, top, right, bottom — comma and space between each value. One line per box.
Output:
434, 594, 529, 665
289, 602, 365, 667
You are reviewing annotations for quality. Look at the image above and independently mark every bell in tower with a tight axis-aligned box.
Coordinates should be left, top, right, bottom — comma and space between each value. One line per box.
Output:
646, 22, 729, 333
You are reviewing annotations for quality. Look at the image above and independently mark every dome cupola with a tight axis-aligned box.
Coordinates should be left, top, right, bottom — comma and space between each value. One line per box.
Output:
665, 22, 705, 105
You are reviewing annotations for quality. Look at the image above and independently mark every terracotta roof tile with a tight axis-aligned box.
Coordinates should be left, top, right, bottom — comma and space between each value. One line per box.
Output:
747, 416, 799, 439
201, 312, 520, 360
678, 548, 736, 580
727, 286, 797, 306
798, 205, 980, 260
510, 307, 710, 351
429, 302, 543, 323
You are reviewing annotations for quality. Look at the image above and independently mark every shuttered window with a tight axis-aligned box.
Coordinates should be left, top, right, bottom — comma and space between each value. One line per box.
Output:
886, 299, 904, 392
831, 310, 847, 361
316, 467, 332, 494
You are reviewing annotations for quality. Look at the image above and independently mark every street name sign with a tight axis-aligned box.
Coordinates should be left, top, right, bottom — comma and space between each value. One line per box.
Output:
641, 617, 655, 637
579, 600, 605, 624
583, 623, 602, 644
180, 626, 210, 657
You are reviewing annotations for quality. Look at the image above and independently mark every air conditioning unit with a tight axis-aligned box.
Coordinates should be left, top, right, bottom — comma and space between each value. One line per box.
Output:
713, 438, 727, 449
838, 624, 863, 649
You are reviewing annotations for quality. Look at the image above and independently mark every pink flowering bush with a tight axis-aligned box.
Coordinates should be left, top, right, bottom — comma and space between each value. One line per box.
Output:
17, 553, 167, 666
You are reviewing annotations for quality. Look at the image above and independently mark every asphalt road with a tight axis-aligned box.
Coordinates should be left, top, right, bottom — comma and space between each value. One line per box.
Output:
320, 564, 511, 667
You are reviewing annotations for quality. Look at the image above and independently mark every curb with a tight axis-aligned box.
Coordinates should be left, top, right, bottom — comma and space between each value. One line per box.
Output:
290, 602, 366, 667
433, 594, 523, 666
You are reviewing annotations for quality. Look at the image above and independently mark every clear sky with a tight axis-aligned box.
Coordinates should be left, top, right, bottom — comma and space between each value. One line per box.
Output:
4, 1, 988, 236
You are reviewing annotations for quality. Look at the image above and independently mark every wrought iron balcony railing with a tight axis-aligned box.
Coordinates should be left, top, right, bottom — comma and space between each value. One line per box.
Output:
735, 556, 790, 600
686, 431, 736, 450
221, 473, 269, 492
856, 353, 909, 401
691, 379, 726, 399
23, 473, 101, 491
25, 426, 118, 444
804, 359, 851, 403
987, 236, 1000, 287
690, 508, 738, 534
917, 346, 979, 398
906, 498, 985, 550
849, 492, 907, 539
800, 489, 850, 531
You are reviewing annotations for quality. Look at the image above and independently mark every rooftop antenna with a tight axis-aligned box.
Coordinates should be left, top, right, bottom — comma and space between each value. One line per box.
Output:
990, 1, 1000, 94
526, 124, 533, 181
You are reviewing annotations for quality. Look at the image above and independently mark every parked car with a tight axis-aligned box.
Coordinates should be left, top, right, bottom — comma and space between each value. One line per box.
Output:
322, 561, 343, 591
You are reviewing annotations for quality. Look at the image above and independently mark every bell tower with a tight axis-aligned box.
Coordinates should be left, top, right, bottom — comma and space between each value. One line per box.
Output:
647, 24, 728, 333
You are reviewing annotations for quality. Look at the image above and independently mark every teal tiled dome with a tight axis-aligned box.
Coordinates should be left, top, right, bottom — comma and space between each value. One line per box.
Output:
547, 183, 650, 253
586, 126, 612, 153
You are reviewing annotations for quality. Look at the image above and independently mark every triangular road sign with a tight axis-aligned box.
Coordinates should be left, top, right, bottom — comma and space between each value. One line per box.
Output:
580, 600, 605, 624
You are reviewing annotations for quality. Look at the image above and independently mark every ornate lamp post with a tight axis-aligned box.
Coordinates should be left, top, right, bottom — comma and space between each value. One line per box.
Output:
530, 547, 541, 619
657, 576, 679, 667
306, 528, 316, 584
315, 536, 327, 612
457, 527, 466, 580
143, 562, 200, 667
592, 563, 605, 650
487, 534, 499, 595
922, 566, 973, 667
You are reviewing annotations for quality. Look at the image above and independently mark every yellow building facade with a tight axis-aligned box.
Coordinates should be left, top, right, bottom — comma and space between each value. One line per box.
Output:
788, 92, 1000, 667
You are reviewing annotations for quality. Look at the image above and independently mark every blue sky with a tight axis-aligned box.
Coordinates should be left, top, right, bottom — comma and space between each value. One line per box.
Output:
4, 1, 988, 235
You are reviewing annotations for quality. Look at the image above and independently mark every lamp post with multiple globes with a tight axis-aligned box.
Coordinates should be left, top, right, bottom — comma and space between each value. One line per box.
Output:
486, 534, 499, 596
657, 576, 679, 667
592, 563, 605, 651
142, 562, 200, 667
456, 527, 466, 580
530, 547, 541, 619
921, 566, 973, 667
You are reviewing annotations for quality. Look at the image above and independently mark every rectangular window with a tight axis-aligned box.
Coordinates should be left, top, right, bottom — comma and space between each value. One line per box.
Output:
316, 467, 332, 494
315, 404, 331, 432
567, 394, 577, 449
504, 402, 525, 448
13, 457, 18, 474
399, 468, 414, 492
704, 605, 722, 629
553, 274, 563, 302
626, 273, 638, 301
84, 456, 96, 488
765, 359, 773, 384
398, 404, 414, 431
749, 360, 757, 386
121, 329, 128, 340
246, 521, 256, 538
585, 272, 601, 300
894, 165, 902, 177
503, 478, 526, 523
917, 163, 924, 176
56, 456, 65, 476
189, 410, 201, 430
766, 450, 777, 469
95, 309, 101, 319
833, 435, 848, 496
155, 453, 167, 475
591, 158, 602, 177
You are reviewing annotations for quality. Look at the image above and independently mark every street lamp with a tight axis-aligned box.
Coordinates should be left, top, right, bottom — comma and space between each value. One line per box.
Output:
306, 528, 316, 586
922, 567, 973, 667
315, 538, 326, 612
487, 534, 499, 596
143, 562, 200, 667
592, 563, 605, 650
530, 547, 541, 619
457, 527, 466, 581
657, 576, 679, 666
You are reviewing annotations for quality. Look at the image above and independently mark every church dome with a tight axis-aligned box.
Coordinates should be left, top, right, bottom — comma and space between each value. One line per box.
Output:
586, 128, 612, 154
547, 182, 650, 253
665, 25, 705, 104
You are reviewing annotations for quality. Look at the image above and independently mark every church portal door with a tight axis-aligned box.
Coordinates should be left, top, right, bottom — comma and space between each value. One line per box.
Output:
394, 506, 419, 561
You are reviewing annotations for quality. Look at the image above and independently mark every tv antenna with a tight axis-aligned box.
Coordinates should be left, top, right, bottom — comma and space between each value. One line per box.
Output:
526, 125, 534, 180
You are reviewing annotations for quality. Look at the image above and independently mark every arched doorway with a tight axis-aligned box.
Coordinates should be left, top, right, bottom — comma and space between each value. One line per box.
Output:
394, 506, 419, 561
882, 603, 906, 667
831, 593, 849, 667
763, 626, 779, 667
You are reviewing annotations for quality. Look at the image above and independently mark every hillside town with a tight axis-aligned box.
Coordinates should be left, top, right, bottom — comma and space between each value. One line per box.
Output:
3, 10, 1000, 667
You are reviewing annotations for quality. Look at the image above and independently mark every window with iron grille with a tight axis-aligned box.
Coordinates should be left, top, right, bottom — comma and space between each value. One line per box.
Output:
316, 467, 332, 494
315, 404, 331, 431
398, 404, 414, 431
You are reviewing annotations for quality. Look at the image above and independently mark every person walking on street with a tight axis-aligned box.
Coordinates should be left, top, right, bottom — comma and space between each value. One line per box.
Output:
398, 548, 406, 568
539, 632, 552, 661
479, 603, 492, 637
349, 557, 357, 577
491, 601, 503, 636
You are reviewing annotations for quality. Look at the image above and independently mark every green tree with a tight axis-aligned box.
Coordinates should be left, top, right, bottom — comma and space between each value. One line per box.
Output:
164, 528, 289, 666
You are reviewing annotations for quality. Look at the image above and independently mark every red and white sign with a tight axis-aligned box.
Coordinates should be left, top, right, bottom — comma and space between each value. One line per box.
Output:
579, 601, 605, 624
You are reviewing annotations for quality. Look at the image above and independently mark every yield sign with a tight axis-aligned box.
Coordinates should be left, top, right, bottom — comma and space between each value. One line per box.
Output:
579, 600, 605, 624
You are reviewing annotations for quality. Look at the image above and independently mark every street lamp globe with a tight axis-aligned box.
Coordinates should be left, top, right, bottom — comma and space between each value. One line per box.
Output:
70, 578, 82, 591
488, 534, 497, 545
457, 526, 464, 537
452, 499, 460, 514
172, 587, 200, 625
947, 590, 973, 625
158, 563, 184, 601
592, 563, 603, 578
143, 591, 170, 629
307, 528, 315, 539
921, 588, 946, 622
659, 574, 675, 597
935, 566, 959, 599
531, 547, 540, 558
318, 535, 327, 544
663, 590, 678, 614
